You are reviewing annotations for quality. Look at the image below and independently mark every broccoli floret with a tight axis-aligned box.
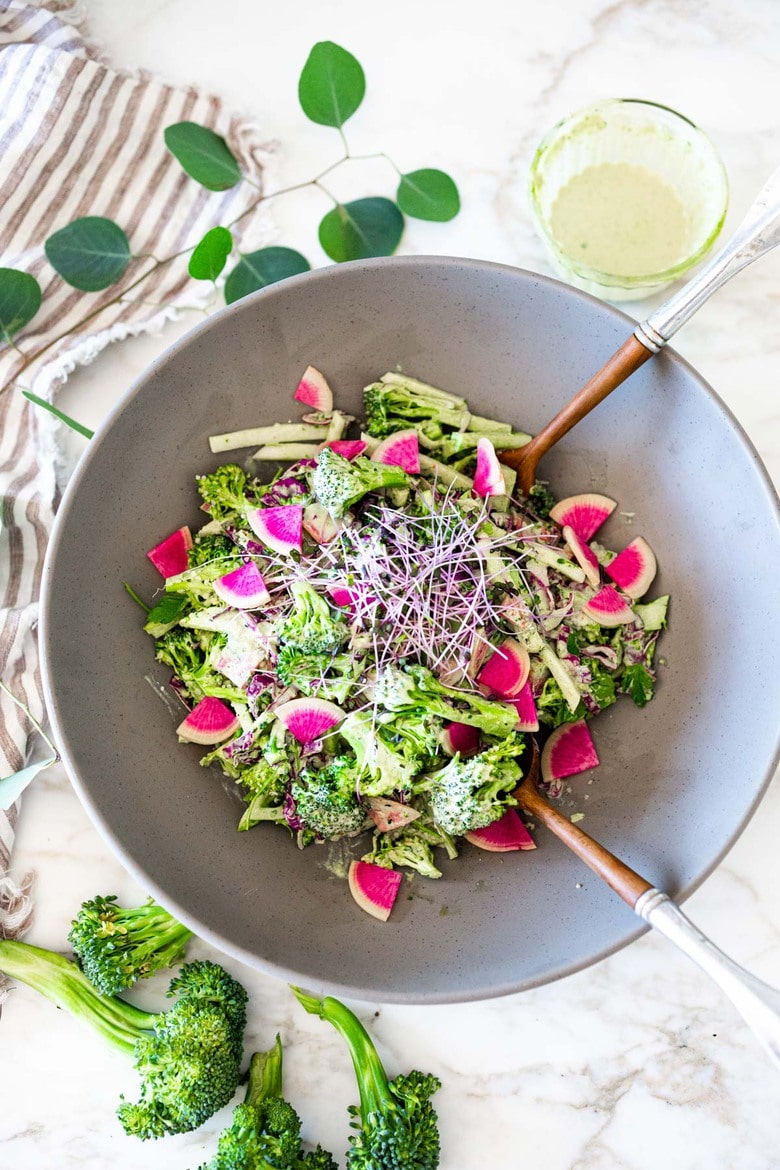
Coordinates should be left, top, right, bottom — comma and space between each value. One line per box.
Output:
68, 894, 193, 996
0, 942, 247, 1140
276, 643, 364, 705
155, 627, 245, 704
237, 757, 291, 831
277, 581, 348, 656
527, 481, 557, 519
425, 733, 524, 836
166, 543, 239, 606
196, 464, 250, 520
291, 756, 365, 839
379, 708, 443, 763
363, 379, 468, 438
199, 1036, 337, 1170
188, 533, 236, 568
339, 712, 420, 796
364, 817, 457, 880
312, 449, 409, 519
293, 991, 441, 1170
375, 664, 518, 739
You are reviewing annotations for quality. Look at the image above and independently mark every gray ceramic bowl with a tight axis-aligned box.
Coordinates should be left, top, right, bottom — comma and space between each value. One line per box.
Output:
41, 257, 780, 1004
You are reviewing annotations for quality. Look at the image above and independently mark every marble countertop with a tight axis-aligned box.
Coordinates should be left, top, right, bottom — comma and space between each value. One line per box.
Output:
4, 1, 780, 1167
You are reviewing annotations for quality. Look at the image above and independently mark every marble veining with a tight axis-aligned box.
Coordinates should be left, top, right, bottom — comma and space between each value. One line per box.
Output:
4, 1, 780, 1167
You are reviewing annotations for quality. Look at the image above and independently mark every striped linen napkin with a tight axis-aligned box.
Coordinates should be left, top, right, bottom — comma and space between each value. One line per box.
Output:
0, 0, 275, 960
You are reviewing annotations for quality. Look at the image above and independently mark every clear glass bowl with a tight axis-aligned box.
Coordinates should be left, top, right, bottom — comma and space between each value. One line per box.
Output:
529, 99, 729, 301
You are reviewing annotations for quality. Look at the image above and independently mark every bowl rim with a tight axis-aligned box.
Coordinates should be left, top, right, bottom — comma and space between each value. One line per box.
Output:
40, 254, 780, 1003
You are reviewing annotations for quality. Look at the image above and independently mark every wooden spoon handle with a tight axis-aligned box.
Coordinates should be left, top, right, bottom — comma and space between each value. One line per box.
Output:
501, 333, 654, 495
516, 781, 652, 909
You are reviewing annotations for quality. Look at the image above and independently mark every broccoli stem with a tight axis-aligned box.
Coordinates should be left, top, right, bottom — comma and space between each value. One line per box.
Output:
378, 372, 467, 408
0, 939, 153, 1054
417, 455, 473, 489
292, 991, 391, 1118
252, 443, 323, 461
466, 414, 512, 433
209, 423, 327, 453
246, 1035, 284, 1105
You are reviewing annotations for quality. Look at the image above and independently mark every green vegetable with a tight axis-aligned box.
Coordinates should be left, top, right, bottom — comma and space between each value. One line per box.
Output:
292, 756, 366, 838
0, 942, 246, 1139
68, 894, 193, 996
155, 626, 245, 703
198, 1035, 337, 1170
363, 377, 469, 439
425, 733, 524, 836
312, 448, 409, 518
277, 580, 348, 656
620, 662, 655, 707
196, 464, 251, 519
375, 663, 518, 738
293, 990, 441, 1170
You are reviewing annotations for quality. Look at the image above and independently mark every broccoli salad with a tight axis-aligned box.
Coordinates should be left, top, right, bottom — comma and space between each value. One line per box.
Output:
139, 369, 668, 921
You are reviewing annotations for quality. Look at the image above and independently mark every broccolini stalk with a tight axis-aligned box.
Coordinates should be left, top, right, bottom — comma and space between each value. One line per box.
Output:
0, 942, 247, 1140
293, 990, 441, 1170
68, 894, 194, 996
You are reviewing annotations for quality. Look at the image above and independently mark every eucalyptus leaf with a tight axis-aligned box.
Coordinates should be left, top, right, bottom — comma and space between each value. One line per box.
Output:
0, 269, 42, 342
224, 247, 310, 305
22, 390, 94, 438
44, 217, 131, 292
188, 226, 233, 281
318, 197, 404, 262
397, 168, 461, 222
164, 122, 242, 191
298, 41, 365, 128
0, 757, 57, 811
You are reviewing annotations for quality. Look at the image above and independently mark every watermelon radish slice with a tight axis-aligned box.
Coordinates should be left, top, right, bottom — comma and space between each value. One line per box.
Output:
549, 493, 616, 541
507, 681, 539, 732
147, 526, 192, 578
478, 638, 530, 697
275, 697, 344, 743
606, 536, 657, 599
213, 561, 270, 609
441, 721, 481, 758
562, 525, 600, 589
348, 860, 402, 922
541, 719, 599, 797
303, 503, 338, 544
322, 439, 366, 461
176, 696, 239, 745
294, 365, 333, 413
370, 429, 420, 474
473, 437, 506, 498
247, 504, 303, 556
367, 798, 420, 832
582, 585, 634, 627
465, 809, 536, 852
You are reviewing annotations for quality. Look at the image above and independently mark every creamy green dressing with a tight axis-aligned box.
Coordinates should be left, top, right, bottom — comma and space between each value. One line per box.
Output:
549, 162, 689, 277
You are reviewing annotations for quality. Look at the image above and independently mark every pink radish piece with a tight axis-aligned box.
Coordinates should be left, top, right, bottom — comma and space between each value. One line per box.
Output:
478, 638, 530, 697
247, 504, 303, 556
370, 429, 420, 474
541, 719, 599, 798
275, 697, 344, 743
294, 365, 333, 413
213, 561, 270, 609
367, 798, 421, 832
606, 536, 657, 599
507, 681, 539, 732
322, 439, 366, 460
562, 525, 601, 589
549, 493, 616, 542
146, 526, 192, 578
176, 697, 239, 745
327, 584, 377, 612
303, 503, 338, 544
465, 809, 536, 852
348, 860, 403, 922
441, 721, 481, 758
582, 585, 634, 627
472, 437, 506, 498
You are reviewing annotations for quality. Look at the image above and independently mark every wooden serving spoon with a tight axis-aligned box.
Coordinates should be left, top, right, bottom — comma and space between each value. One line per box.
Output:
502, 165, 780, 494
514, 741, 780, 1069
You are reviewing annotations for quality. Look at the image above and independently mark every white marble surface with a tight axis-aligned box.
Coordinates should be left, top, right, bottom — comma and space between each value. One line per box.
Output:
4, 1, 780, 1167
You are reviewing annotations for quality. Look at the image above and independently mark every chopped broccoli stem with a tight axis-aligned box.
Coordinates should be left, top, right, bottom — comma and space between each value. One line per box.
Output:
252, 443, 323, 461
209, 423, 328, 453
417, 455, 473, 489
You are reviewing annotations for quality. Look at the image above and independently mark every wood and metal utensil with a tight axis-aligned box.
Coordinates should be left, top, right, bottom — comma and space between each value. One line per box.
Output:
503, 165, 780, 494
515, 741, 780, 1069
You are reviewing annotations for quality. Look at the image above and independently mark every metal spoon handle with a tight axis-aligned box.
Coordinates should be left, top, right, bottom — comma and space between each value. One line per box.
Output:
636, 163, 780, 350
635, 889, 780, 1069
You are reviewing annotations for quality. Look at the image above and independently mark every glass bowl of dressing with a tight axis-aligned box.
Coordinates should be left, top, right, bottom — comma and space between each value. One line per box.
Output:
529, 99, 728, 301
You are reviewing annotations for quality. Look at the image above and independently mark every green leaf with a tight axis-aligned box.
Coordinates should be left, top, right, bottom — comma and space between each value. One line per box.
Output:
319, 198, 404, 262
164, 122, 241, 191
223, 247, 311, 305
22, 390, 94, 438
0, 757, 57, 811
621, 664, 655, 707
0, 269, 42, 341
44, 217, 131, 292
397, 168, 461, 222
298, 41, 365, 127
188, 226, 233, 281
144, 593, 189, 637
